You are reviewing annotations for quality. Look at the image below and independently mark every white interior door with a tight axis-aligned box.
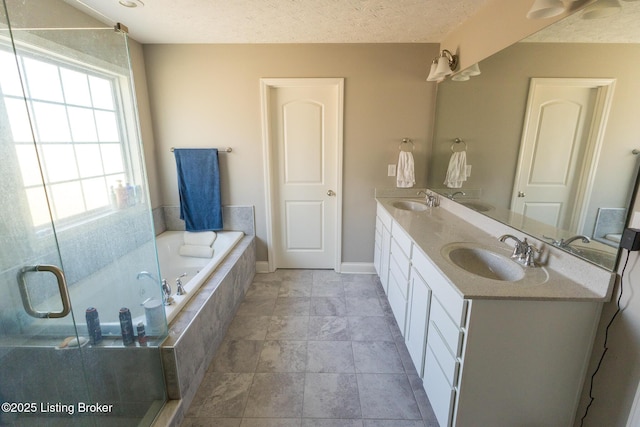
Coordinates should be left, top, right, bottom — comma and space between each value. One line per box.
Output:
511, 78, 615, 231
261, 78, 343, 270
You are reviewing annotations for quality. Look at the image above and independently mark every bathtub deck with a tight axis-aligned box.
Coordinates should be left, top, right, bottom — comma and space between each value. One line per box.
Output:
155, 235, 255, 427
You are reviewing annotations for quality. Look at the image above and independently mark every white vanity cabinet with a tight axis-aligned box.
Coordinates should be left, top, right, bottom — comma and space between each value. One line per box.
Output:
413, 246, 467, 427
404, 264, 431, 377
374, 200, 604, 427
387, 222, 413, 335
374, 204, 392, 294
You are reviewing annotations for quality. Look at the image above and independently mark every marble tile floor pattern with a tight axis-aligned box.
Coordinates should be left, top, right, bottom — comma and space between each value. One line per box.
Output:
181, 269, 439, 427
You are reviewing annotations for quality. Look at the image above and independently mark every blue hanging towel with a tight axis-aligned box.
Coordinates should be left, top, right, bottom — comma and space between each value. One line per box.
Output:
174, 148, 223, 231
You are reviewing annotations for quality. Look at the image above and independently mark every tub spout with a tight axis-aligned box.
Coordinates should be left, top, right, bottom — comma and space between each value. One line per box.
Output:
137, 271, 158, 282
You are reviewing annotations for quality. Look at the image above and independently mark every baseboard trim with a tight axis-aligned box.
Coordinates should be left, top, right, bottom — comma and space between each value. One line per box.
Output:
255, 261, 375, 274
340, 262, 376, 274
255, 261, 271, 273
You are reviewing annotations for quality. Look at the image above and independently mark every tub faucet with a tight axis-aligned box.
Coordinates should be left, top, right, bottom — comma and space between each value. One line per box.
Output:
448, 191, 466, 200
176, 273, 188, 296
162, 279, 174, 306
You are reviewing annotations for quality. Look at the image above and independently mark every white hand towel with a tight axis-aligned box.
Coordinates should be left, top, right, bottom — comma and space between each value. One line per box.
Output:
396, 151, 415, 188
444, 151, 469, 188
179, 244, 214, 258
183, 231, 217, 247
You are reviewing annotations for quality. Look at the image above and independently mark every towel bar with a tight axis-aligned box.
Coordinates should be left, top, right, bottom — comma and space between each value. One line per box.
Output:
399, 138, 414, 152
171, 147, 232, 153
451, 138, 467, 152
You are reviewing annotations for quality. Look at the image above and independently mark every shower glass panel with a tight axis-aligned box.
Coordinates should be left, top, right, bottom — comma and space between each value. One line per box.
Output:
0, 1, 168, 425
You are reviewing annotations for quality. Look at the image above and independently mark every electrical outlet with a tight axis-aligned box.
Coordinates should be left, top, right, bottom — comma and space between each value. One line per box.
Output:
388, 164, 396, 177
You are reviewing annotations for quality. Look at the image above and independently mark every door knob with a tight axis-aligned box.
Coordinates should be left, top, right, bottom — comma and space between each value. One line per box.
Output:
517, 191, 526, 198
327, 190, 336, 196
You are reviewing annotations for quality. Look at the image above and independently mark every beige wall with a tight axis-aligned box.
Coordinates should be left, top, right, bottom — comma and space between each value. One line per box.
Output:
142, 43, 438, 262
445, 1, 640, 425
431, 42, 640, 231
128, 39, 162, 208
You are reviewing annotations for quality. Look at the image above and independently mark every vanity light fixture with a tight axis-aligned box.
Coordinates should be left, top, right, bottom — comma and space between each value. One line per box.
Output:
582, 0, 622, 19
426, 49, 459, 82
452, 63, 481, 81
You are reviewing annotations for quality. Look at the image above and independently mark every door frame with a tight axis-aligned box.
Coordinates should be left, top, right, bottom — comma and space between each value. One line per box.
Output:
511, 77, 615, 232
260, 78, 344, 273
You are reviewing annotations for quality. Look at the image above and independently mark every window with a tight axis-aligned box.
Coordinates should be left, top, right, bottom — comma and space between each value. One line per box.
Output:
0, 47, 128, 227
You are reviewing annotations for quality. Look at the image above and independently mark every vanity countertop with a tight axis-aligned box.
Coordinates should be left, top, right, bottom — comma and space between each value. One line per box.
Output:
376, 197, 615, 302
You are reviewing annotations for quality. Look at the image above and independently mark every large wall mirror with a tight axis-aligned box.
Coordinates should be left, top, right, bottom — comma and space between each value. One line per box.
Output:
429, 2, 640, 272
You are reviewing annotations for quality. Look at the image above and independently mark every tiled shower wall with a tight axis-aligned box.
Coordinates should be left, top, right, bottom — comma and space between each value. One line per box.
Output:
153, 205, 255, 236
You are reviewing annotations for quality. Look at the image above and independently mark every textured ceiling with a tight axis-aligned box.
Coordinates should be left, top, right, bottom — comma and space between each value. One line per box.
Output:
526, 1, 640, 43
65, 0, 492, 44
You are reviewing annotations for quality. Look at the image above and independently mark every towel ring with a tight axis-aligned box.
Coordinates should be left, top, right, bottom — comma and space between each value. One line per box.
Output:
399, 138, 414, 152
451, 138, 467, 153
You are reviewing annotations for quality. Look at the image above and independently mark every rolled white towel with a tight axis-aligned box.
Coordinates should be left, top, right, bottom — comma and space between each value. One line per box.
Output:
179, 244, 214, 258
184, 231, 217, 246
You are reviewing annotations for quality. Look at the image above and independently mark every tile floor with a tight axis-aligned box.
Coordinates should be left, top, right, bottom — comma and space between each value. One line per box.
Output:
181, 269, 439, 427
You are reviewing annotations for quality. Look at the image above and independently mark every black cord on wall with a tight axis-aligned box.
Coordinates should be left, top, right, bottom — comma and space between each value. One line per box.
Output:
579, 249, 631, 426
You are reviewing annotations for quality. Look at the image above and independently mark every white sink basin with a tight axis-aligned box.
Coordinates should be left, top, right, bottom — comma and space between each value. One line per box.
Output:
441, 243, 525, 281
441, 242, 549, 285
392, 200, 428, 212
443, 243, 524, 282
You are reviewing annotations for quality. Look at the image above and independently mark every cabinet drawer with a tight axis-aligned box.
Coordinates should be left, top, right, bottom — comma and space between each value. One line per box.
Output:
412, 247, 466, 326
427, 322, 459, 387
390, 222, 413, 258
388, 271, 407, 334
430, 296, 464, 357
424, 346, 455, 427
376, 203, 393, 230
390, 238, 411, 282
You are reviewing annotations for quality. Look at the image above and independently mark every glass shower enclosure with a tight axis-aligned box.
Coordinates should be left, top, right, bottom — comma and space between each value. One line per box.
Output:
0, 1, 168, 425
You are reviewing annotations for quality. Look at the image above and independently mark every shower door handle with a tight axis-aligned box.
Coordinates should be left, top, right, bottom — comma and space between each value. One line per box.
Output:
18, 265, 72, 319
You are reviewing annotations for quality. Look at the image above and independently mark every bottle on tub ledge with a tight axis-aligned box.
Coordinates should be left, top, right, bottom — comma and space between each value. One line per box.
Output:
119, 307, 135, 346
86, 307, 102, 345
137, 322, 147, 346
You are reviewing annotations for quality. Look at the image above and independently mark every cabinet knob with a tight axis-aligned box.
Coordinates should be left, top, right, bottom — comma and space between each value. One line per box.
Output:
517, 191, 526, 198
327, 190, 336, 196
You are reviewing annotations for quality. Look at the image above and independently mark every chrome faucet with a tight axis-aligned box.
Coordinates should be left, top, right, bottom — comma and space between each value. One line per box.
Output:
498, 234, 540, 267
417, 190, 439, 207
175, 273, 188, 296
499, 234, 527, 259
543, 235, 591, 248
448, 191, 466, 200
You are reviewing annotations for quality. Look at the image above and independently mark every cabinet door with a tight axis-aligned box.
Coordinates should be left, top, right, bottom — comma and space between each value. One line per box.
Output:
388, 267, 408, 334
379, 224, 391, 294
405, 268, 431, 378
